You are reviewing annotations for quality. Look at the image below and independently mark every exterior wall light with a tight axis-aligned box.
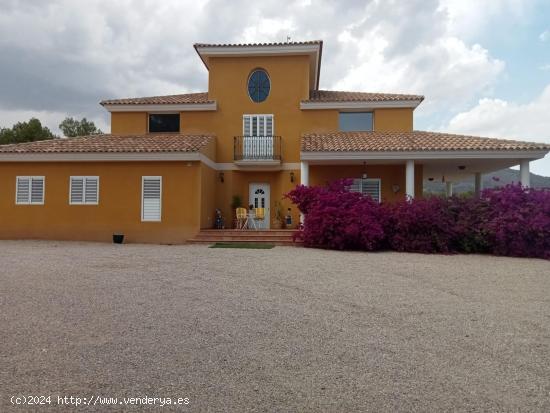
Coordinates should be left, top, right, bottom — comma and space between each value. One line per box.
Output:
290, 172, 295, 183
219, 172, 224, 183
392, 184, 400, 194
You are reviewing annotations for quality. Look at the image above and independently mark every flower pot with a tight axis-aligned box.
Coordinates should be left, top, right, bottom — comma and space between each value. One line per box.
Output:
272, 219, 283, 229
113, 234, 124, 244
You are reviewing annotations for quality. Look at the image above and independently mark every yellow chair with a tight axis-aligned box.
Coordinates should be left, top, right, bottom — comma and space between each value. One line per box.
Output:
253, 208, 265, 229
235, 207, 247, 230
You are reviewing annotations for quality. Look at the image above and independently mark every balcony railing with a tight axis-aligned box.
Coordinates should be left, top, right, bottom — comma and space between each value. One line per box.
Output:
234, 136, 281, 161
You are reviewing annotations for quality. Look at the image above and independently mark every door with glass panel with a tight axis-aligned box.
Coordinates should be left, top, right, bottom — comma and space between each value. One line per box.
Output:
248, 183, 270, 229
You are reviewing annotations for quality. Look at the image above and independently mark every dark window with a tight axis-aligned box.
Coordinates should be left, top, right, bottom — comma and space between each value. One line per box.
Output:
148, 114, 180, 133
248, 69, 270, 103
339, 112, 373, 131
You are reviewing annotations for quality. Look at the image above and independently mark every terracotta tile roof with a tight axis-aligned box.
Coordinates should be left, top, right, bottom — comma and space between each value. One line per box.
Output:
301, 131, 550, 152
0, 134, 214, 153
305, 90, 424, 103
100, 92, 211, 106
194, 40, 322, 48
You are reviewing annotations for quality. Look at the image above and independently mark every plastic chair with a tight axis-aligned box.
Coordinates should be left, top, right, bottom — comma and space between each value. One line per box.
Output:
235, 207, 247, 230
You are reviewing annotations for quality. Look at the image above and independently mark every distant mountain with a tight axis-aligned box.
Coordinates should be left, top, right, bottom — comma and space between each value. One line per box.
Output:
424, 168, 550, 195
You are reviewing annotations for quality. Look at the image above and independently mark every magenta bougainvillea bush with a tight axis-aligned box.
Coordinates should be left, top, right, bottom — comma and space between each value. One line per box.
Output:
285, 181, 550, 259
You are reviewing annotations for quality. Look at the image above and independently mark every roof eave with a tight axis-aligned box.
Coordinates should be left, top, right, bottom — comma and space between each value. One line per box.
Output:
101, 102, 217, 112
300, 149, 550, 161
300, 99, 424, 110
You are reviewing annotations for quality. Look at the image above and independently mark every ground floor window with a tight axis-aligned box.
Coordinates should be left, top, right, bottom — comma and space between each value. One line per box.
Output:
16, 176, 45, 205
141, 176, 162, 222
349, 178, 381, 202
70, 176, 99, 205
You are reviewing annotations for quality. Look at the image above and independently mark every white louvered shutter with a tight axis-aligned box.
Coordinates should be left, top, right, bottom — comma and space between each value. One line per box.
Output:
70, 176, 98, 204
70, 177, 84, 204
30, 177, 44, 203
350, 178, 381, 202
16, 176, 44, 204
16, 177, 31, 204
84, 177, 98, 204
362, 179, 381, 202
142, 177, 162, 221
243, 115, 251, 136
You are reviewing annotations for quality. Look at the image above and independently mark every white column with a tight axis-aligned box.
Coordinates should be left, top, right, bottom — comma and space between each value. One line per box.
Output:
300, 161, 309, 186
446, 182, 453, 197
405, 160, 415, 199
520, 160, 530, 187
299, 161, 309, 224
474, 173, 482, 197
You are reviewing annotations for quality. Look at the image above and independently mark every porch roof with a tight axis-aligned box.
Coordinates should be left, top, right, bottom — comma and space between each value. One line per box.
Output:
0, 134, 215, 154
301, 131, 550, 153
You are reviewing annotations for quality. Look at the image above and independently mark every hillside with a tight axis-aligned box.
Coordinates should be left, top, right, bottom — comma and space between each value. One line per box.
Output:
424, 168, 550, 194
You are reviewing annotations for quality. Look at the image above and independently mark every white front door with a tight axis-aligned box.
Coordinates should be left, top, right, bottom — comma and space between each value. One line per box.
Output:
249, 183, 270, 229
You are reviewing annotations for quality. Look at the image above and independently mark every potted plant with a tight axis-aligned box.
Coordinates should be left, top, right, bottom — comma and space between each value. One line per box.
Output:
230, 195, 243, 228
273, 201, 283, 229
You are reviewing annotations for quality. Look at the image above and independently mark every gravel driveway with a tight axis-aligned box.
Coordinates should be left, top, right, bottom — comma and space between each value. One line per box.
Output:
1, 241, 549, 412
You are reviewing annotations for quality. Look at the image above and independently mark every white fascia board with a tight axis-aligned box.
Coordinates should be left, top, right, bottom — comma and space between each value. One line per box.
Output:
301, 150, 549, 161
0, 152, 301, 171
103, 102, 217, 112
196, 44, 320, 57
300, 100, 423, 110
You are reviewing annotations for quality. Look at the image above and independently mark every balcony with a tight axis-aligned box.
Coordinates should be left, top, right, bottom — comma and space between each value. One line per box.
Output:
233, 136, 281, 166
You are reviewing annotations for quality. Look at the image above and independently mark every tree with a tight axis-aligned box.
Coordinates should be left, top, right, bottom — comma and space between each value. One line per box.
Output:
0, 118, 57, 145
59, 117, 103, 137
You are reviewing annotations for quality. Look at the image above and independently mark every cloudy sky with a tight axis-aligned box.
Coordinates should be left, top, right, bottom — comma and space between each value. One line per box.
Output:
1, 0, 549, 174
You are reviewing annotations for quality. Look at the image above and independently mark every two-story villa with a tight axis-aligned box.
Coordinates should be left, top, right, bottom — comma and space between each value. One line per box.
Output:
0, 40, 549, 243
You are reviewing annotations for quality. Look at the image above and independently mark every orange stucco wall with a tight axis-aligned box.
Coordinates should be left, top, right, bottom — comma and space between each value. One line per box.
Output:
0, 161, 203, 243
111, 112, 147, 134
374, 108, 413, 132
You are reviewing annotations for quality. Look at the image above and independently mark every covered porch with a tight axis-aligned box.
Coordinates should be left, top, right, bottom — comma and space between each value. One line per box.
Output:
299, 130, 550, 199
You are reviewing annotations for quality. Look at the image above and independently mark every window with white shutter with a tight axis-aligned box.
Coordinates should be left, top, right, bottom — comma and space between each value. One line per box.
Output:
141, 176, 162, 222
70, 176, 99, 205
349, 178, 381, 202
16, 176, 44, 205
243, 114, 274, 136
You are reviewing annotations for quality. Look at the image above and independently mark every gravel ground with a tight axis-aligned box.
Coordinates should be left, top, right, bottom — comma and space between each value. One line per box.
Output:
1, 241, 549, 412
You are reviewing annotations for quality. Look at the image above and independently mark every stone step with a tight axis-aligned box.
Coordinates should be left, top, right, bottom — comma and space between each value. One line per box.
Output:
188, 238, 301, 246
189, 229, 302, 246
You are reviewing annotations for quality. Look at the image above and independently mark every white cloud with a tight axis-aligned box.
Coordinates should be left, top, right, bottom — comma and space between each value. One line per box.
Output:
444, 84, 550, 175
540, 64, 550, 71
540, 30, 549, 42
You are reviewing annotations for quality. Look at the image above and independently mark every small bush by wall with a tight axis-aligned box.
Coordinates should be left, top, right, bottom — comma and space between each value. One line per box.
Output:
285, 182, 550, 259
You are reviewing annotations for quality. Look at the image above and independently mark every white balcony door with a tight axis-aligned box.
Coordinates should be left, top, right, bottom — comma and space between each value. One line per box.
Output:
249, 183, 270, 229
243, 114, 274, 159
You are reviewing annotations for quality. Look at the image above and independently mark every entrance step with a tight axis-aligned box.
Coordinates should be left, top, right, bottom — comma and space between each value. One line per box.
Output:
189, 229, 301, 246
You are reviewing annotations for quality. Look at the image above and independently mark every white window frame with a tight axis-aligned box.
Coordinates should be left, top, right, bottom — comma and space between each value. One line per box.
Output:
141, 176, 162, 222
350, 178, 382, 203
69, 176, 99, 205
242, 114, 274, 136
15, 176, 45, 205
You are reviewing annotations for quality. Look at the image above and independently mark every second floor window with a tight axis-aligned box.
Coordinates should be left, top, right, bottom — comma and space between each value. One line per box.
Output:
149, 114, 180, 133
243, 114, 273, 136
339, 112, 373, 132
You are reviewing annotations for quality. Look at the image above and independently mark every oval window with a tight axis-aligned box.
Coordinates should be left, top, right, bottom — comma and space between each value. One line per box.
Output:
247, 69, 270, 103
